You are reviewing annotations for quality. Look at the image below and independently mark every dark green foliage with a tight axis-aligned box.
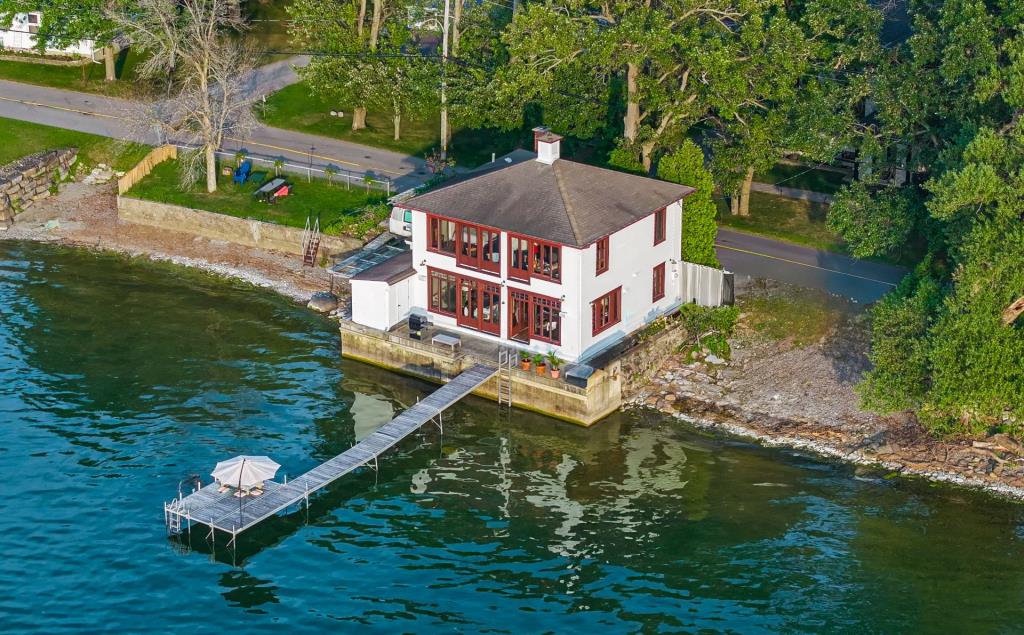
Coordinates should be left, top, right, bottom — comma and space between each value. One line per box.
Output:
657, 141, 719, 268
676, 304, 740, 360
858, 268, 942, 413
827, 182, 922, 259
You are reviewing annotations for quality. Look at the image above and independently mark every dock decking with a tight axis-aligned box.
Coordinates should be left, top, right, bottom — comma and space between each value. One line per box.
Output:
165, 363, 498, 541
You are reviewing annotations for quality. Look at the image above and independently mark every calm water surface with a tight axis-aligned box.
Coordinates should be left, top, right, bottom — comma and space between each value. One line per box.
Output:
2, 240, 1024, 633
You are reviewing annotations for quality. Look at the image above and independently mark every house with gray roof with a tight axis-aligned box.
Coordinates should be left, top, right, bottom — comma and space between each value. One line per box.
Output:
349, 128, 699, 364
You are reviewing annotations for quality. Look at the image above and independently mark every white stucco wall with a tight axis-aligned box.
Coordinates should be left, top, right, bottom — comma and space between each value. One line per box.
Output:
406, 197, 684, 363
578, 199, 684, 360
351, 276, 413, 331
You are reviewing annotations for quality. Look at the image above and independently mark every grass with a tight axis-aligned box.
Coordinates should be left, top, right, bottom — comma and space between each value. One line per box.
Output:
0, 116, 149, 169
259, 82, 531, 168
126, 159, 388, 237
716, 192, 846, 253
757, 162, 848, 195
0, 47, 151, 96
739, 286, 845, 347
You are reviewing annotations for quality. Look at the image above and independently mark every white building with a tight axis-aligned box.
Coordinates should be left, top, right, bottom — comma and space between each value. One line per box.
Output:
350, 130, 699, 364
1, 12, 97, 57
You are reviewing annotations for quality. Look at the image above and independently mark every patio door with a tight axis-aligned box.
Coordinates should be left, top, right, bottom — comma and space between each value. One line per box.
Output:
508, 290, 530, 343
457, 276, 501, 336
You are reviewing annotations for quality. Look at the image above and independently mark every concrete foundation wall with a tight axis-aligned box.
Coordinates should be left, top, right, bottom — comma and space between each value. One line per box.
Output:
117, 196, 363, 259
0, 148, 77, 224
340, 322, 622, 426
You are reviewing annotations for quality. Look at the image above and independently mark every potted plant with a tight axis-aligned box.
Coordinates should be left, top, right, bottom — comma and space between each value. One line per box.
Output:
532, 353, 546, 375
547, 351, 562, 379
519, 350, 532, 371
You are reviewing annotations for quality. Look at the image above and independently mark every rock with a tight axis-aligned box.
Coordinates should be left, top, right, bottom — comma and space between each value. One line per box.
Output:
307, 291, 338, 313
705, 354, 726, 365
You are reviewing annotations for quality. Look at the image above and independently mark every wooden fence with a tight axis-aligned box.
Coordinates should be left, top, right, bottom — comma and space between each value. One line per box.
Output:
117, 144, 177, 195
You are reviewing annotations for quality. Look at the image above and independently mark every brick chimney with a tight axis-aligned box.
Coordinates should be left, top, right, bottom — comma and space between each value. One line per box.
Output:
533, 126, 562, 164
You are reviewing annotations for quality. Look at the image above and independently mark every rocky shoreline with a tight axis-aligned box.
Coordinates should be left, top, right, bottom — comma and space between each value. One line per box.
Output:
627, 284, 1024, 501
5, 182, 1023, 502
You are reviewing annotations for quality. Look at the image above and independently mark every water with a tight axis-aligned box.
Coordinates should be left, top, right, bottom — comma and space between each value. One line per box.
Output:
2, 240, 1024, 633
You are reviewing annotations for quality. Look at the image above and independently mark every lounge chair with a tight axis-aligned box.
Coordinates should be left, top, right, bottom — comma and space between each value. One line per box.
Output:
232, 160, 252, 185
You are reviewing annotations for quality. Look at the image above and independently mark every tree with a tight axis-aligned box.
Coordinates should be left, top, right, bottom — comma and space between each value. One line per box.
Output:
826, 182, 921, 259
289, 0, 398, 132
837, 0, 1024, 434
0, 0, 121, 79
109, 0, 261, 193
657, 140, 719, 268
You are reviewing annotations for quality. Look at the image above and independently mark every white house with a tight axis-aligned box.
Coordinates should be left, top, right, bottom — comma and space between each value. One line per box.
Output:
1, 12, 97, 57
350, 129, 699, 364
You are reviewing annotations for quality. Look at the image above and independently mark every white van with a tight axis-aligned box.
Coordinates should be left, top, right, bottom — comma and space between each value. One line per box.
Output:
389, 207, 413, 238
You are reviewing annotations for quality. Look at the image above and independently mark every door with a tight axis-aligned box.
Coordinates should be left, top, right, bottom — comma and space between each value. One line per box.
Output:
508, 290, 530, 343
457, 276, 501, 336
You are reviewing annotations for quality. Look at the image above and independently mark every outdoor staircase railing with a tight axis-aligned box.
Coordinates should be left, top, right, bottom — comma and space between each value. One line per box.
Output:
301, 214, 321, 267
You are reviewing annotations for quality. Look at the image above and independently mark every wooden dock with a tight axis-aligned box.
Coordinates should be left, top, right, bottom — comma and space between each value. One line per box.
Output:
164, 363, 498, 542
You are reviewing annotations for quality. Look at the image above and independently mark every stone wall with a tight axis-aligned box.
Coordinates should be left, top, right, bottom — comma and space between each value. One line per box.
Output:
0, 148, 77, 225
617, 322, 692, 399
117, 196, 363, 260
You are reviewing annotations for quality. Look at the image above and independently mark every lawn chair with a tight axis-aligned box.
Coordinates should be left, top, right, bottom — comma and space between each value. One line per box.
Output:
232, 160, 252, 185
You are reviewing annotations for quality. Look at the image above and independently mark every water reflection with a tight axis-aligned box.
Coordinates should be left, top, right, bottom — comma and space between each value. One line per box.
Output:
4, 240, 1024, 632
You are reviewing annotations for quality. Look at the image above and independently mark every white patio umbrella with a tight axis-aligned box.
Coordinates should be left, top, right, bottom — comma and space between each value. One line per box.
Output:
211, 455, 280, 491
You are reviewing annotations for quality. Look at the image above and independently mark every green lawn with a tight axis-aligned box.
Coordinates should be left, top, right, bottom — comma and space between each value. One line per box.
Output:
0, 48, 151, 96
757, 163, 848, 195
716, 191, 846, 253
126, 159, 388, 237
259, 82, 530, 168
0, 116, 149, 169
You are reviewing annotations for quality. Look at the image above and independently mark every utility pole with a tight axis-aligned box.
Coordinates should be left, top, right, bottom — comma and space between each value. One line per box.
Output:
440, 0, 450, 159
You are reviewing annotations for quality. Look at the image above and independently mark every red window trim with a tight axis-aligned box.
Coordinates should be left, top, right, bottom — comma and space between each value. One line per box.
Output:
426, 266, 458, 317
426, 214, 457, 257
591, 287, 622, 337
529, 292, 562, 344
595, 236, 609, 275
508, 233, 562, 283
456, 222, 501, 274
652, 262, 666, 302
653, 208, 666, 245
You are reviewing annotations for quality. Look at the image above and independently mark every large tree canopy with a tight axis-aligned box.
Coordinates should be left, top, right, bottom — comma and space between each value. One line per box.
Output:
845, 0, 1024, 433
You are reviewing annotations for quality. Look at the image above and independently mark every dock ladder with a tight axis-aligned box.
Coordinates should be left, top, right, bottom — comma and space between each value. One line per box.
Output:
301, 214, 321, 267
497, 347, 515, 407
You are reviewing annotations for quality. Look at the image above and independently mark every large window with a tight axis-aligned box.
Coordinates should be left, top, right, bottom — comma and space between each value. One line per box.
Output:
429, 216, 456, 255
654, 208, 666, 245
455, 222, 500, 273
652, 262, 666, 301
531, 295, 562, 344
531, 240, 561, 282
507, 234, 562, 283
428, 268, 458, 316
596, 236, 609, 275
591, 287, 622, 336
509, 235, 531, 281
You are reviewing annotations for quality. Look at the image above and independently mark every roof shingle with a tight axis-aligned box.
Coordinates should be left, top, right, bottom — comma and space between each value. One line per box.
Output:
404, 157, 694, 247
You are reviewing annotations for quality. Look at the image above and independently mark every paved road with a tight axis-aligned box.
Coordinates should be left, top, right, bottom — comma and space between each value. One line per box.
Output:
0, 74, 907, 301
716, 228, 906, 304
0, 66, 429, 191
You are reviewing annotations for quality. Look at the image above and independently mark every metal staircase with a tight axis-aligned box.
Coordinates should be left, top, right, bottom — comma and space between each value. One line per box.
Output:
497, 347, 515, 407
301, 215, 321, 267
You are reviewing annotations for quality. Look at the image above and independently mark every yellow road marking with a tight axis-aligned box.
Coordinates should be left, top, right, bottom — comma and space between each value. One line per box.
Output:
0, 94, 122, 119
0, 95, 401, 176
715, 243, 898, 286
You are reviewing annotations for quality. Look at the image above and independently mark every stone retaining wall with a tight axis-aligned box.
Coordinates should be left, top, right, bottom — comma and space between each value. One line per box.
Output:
117, 196, 363, 260
0, 148, 77, 225
617, 322, 692, 398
